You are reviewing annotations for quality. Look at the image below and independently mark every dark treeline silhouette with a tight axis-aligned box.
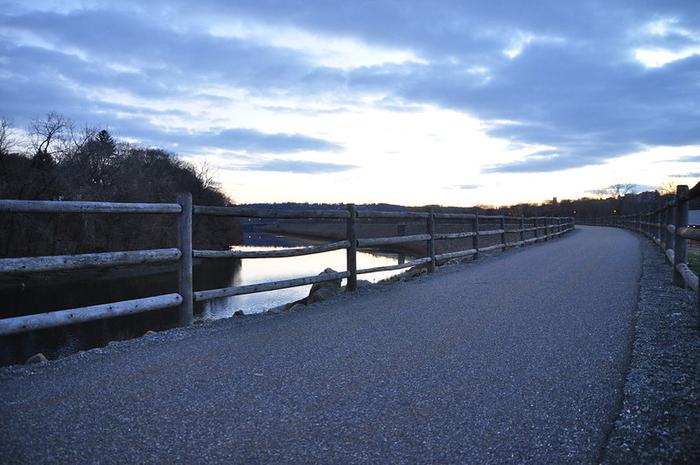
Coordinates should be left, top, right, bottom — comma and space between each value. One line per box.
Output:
243, 183, 696, 220
0, 113, 241, 258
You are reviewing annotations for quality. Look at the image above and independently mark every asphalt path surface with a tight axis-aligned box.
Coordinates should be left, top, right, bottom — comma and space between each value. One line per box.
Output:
0, 226, 642, 464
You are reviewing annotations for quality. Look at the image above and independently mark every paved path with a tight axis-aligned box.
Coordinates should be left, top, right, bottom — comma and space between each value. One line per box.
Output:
0, 226, 642, 464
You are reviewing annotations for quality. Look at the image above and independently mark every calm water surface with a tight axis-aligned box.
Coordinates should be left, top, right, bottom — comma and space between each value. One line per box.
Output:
202, 236, 410, 318
0, 232, 413, 364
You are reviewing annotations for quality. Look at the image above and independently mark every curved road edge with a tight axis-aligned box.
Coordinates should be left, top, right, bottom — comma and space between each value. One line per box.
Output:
600, 237, 700, 464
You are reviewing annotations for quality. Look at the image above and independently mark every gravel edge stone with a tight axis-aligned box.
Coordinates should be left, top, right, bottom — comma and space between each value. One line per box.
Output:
600, 239, 700, 464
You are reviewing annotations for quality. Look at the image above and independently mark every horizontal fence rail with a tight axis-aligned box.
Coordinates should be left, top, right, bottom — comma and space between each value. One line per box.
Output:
577, 182, 700, 320
0, 294, 183, 337
193, 271, 351, 301
0, 199, 181, 214
0, 248, 181, 274
0, 196, 574, 336
193, 241, 350, 259
193, 205, 349, 219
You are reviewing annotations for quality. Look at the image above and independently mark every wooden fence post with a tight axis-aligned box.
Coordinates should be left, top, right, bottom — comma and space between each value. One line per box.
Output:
520, 215, 525, 247
664, 206, 674, 258
533, 217, 538, 241
427, 207, 436, 273
473, 212, 480, 260
544, 217, 549, 241
397, 223, 406, 265
346, 204, 357, 292
673, 185, 689, 287
656, 210, 662, 246
176, 192, 193, 326
500, 216, 506, 249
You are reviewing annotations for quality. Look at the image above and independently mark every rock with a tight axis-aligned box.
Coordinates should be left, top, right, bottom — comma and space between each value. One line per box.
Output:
265, 269, 343, 315
306, 286, 338, 304
288, 303, 306, 312
404, 266, 427, 278
25, 353, 48, 364
305, 268, 342, 304
144, 330, 156, 336
233, 310, 245, 317
309, 268, 343, 293
269, 303, 294, 313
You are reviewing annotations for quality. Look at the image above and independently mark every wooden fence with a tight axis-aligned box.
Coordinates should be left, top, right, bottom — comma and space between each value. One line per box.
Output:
578, 182, 700, 317
0, 196, 574, 336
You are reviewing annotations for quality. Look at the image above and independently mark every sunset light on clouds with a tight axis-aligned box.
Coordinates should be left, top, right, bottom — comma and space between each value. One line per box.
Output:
1, 0, 699, 206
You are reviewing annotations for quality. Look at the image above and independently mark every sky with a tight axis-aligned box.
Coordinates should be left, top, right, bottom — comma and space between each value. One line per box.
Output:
1, 0, 699, 206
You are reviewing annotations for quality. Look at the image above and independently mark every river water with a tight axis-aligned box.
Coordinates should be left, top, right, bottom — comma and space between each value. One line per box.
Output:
0, 232, 413, 364
202, 232, 409, 318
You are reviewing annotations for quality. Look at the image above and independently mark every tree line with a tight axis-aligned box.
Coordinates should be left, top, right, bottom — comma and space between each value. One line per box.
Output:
0, 113, 242, 258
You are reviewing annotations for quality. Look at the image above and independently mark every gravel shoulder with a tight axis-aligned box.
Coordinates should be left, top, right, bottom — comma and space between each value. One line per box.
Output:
600, 237, 700, 464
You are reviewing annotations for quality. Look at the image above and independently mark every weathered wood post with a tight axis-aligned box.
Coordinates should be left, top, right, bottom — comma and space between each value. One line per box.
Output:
346, 203, 357, 292
397, 223, 406, 265
672, 185, 689, 287
427, 207, 436, 273
544, 217, 549, 241
473, 212, 480, 260
176, 192, 193, 326
533, 217, 538, 241
519, 215, 525, 246
500, 215, 507, 249
664, 205, 674, 260
656, 210, 662, 246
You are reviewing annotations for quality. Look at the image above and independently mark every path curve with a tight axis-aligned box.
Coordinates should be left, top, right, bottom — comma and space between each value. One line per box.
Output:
0, 226, 642, 464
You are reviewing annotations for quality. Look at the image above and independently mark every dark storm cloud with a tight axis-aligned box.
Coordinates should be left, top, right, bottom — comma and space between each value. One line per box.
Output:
2, 1, 699, 168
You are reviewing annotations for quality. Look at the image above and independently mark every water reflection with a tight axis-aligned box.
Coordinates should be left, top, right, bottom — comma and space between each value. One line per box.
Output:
202, 243, 409, 318
0, 232, 413, 364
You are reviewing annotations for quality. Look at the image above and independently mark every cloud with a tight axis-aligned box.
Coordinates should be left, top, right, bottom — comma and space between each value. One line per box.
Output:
674, 155, 700, 163
2, 0, 700, 174
175, 128, 341, 153
244, 159, 357, 174
670, 172, 700, 178
456, 184, 480, 190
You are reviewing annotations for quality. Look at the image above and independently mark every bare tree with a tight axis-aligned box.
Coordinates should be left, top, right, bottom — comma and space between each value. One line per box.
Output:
61, 121, 98, 157
658, 181, 677, 196
28, 111, 69, 157
0, 117, 17, 156
195, 161, 219, 191
590, 183, 638, 199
